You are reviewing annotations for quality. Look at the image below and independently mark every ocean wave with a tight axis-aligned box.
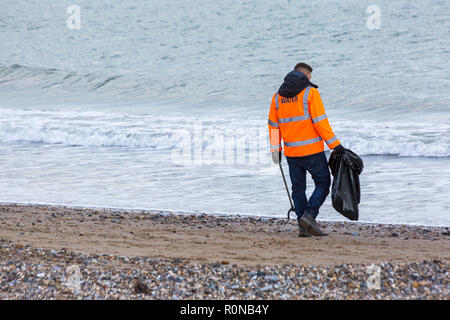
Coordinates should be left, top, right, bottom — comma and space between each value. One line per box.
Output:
0, 64, 136, 96
0, 109, 449, 158
1, 64, 449, 118
333, 120, 450, 158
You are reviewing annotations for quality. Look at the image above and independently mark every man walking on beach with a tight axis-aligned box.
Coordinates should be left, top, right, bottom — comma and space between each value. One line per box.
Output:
268, 62, 345, 237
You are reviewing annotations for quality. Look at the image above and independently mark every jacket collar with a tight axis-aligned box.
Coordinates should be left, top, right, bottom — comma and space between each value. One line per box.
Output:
278, 70, 318, 98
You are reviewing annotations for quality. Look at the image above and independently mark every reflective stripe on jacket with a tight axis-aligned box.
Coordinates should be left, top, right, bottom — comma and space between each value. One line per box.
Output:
268, 86, 340, 157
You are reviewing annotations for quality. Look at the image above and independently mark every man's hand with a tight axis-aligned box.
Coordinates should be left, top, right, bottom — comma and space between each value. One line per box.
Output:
272, 151, 282, 164
333, 144, 346, 155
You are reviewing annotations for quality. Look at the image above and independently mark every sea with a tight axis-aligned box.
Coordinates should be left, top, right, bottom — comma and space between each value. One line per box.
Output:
0, 0, 449, 226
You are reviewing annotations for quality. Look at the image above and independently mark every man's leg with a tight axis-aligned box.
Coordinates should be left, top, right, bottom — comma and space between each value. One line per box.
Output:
298, 152, 331, 236
304, 152, 331, 219
286, 157, 307, 221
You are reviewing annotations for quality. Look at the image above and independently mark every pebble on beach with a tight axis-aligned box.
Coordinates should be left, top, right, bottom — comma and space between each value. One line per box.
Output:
0, 240, 448, 300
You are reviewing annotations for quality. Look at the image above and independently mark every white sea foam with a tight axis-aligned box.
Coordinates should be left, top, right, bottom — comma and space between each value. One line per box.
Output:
0, 108, 448, 158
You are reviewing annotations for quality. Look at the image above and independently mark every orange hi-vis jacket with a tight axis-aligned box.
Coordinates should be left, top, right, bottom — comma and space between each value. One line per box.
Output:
268, 86, 341, 157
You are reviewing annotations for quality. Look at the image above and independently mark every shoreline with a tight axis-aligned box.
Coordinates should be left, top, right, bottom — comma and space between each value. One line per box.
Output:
1, 200, 448, 229
0, 203, 449, 299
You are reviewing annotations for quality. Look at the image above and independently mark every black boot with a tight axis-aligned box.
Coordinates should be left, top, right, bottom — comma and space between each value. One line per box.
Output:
299, 214, 324, 236
298, 221, 311, 237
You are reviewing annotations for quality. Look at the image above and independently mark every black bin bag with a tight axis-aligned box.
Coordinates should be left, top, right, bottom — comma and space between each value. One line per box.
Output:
328, 149, 364, 220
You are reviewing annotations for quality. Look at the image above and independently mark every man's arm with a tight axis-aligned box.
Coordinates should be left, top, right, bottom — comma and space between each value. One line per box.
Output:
308, 88, 342, 150
268, 93, 282, 163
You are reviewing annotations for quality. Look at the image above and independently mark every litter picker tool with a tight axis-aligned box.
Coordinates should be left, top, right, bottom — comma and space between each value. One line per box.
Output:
279, 162, 295, 223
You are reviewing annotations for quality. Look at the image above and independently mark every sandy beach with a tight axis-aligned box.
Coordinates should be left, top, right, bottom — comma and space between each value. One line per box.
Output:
0, 203, 448, 299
